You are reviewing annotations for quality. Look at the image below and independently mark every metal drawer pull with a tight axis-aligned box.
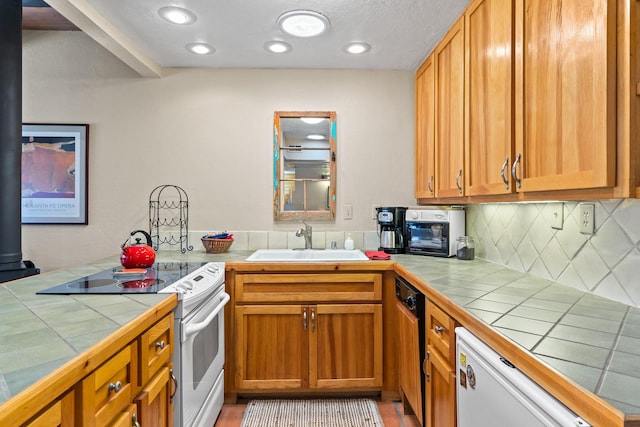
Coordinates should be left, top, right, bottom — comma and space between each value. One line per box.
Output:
455, 169, 463, 194
303, 308, 307, 331
434, 326, 444, 333
155, 340, 165, 350
424, 352, 430, 382
170, 368, 178, 399
512, 153, 522, 188
108, 381, 122, 393
500, 156, 509, 189
427, 176, 434, 195
311, 308, 315, 332
132, 413, 140, 427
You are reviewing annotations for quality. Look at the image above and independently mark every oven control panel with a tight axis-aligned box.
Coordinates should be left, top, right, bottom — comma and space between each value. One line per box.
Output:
159, 262, 225, 311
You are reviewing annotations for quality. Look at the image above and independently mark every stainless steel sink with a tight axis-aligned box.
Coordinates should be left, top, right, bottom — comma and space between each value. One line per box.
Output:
245, 249, 369, 262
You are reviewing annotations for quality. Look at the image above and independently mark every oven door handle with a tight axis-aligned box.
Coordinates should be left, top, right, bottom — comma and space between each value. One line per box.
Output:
184, 292, 230, 338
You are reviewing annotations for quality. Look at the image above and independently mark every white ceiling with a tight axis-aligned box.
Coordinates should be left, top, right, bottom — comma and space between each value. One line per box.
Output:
44, 0, 470, 76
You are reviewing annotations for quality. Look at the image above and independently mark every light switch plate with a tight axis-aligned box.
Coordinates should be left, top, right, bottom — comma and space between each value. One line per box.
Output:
579, 203, 595, 234
344, 204, 353, 220
550, 203, 564, 230
371, 204, 380, 220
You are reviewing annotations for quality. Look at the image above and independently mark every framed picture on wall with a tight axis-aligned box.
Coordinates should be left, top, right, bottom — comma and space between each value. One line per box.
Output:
21, 123, 89, 224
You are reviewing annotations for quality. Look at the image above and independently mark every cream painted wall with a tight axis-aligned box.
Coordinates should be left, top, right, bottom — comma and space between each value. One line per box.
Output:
21, 31, 416, 272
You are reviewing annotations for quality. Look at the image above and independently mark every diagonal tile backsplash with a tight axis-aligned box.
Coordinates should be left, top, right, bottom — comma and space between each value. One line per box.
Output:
467, 199, 640, 307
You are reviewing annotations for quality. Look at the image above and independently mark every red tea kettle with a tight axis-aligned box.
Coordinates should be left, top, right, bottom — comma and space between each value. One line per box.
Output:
120, 230, 156, 268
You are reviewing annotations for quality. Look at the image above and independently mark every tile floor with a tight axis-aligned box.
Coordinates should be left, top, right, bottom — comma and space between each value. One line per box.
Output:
213, 400, 421, 427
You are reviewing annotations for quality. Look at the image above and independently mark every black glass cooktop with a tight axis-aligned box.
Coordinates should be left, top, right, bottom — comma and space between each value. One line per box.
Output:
37, 262, 207, 295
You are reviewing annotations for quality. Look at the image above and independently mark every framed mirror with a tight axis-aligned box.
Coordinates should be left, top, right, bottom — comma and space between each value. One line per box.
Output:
273, 111, 336, 221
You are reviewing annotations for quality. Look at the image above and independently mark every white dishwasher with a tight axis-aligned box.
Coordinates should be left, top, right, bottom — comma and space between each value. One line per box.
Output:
455, 327, 590, 427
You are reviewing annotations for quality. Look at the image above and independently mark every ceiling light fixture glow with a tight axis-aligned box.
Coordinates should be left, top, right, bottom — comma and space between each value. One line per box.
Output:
264, 41, 292, 54
277, 10, 329, 38
345, 42, 371, 55
186, 43, 214, 55
158, 6, 197, 25
306, 134, 326, 140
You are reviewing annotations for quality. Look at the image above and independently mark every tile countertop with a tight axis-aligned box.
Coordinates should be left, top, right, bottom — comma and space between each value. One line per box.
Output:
1, 249, 639, 419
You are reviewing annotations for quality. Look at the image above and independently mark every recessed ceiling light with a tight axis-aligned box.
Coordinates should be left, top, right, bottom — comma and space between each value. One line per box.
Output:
306, 134, 326, 140
186, 43, 214, 55
344, 42, 371, 55
264, 41, 292, 54
277, 10, 329, 38
158, 6, 197, 25
300, 117, 325, 124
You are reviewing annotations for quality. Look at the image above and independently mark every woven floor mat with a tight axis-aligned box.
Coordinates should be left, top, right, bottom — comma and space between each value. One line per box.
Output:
240, 398, 385, 427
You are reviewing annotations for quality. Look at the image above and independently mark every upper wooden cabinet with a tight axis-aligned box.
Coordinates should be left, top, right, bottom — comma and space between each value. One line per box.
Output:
464, 0, 515, 196
416, 0, 640, 202
415, 55, 436, 199
513, 0, 616, 193
435, 17, 466, 198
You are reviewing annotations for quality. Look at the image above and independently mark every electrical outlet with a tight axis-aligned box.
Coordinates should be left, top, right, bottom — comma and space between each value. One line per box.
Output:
550, 203, 564, 230
344, 204, 353, 220
579, 203, 595, 234
371, 204, 380, 220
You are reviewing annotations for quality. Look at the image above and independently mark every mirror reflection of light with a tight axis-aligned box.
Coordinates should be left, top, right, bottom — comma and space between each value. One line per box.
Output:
306, 134, 325, 140
300, 117, 325, 124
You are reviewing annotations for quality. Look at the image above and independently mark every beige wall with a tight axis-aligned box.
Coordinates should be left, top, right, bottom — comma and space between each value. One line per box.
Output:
21, 31, 416, 272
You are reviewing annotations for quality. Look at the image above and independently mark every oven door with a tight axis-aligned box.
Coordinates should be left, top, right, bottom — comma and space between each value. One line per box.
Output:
406, 221, 451, 256
180, 288, 230, 427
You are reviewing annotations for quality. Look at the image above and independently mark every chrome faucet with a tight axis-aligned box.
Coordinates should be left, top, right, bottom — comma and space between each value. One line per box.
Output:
296, 222, 313, 249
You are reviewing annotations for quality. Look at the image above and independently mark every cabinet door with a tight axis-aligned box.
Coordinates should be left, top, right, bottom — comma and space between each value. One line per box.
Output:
24, 390, 74, 427
435, 17, 466, 197
416, 55, 437, 199
80, 343, 138, 427
135, 366, 173, 427
235, 305, 308, 390
109, 404, 140, 427
397, 301, 423, 425
514, 0, 615, 192
465, 0, 515, 196
310, 304, 383, 389
425, 345, 456, 427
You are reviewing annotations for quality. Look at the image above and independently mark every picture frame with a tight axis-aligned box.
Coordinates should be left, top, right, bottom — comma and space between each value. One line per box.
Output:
21, 123, 89, 224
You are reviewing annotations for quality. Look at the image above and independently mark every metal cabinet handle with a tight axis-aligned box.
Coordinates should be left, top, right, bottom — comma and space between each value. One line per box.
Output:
108, 381, 122, 393
155, 340, 165, 350
303, 308, 307, 331
427, 176, 434, 195
455, 169, 463, 194
424, 352, 430, 382
500, 156, 509, 189
311, 308, 315, 332
132, 413, 140, 427
512, 153, 522, 188
170, 368, 178, 399
434, 326, 444, 334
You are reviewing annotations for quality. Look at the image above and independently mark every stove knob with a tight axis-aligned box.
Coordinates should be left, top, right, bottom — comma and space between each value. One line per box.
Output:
207, 264, 219, 273
181, 280, 194, 290
410, 210, 419, 220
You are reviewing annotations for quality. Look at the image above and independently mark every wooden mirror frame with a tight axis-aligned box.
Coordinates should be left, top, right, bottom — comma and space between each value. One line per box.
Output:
273, 111, 336, 221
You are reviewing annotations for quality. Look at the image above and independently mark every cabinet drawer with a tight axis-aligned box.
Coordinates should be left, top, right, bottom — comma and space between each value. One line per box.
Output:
24, 390, 74, 427
426, 301, 457, 363
109, 404, 139, 427
235, 273, 382, 303
81, 342, 138, 426
140, 312, 174, 386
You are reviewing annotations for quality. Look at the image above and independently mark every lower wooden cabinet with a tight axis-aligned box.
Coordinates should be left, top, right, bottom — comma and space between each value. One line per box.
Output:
233, 271, 384, 394
23, 390, 75, 427
425, 344, 456, 427
236, 304, 382, 390
135, 365, 174, 427
235, 303, 382, 392
424, 301, 458, 427
397, 300, 423, 425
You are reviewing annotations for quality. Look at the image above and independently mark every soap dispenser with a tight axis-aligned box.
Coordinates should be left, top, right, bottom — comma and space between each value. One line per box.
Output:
344, 234, 354, 250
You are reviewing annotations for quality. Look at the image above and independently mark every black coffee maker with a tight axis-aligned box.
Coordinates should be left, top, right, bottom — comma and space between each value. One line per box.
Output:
376, 207, 407, 254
